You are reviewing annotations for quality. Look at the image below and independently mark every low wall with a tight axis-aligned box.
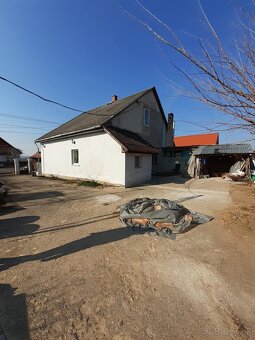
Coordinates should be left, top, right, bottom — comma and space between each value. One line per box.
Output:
0, 168, 14, 174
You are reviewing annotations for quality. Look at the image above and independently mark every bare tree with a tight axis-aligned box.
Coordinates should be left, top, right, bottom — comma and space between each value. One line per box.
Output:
123, 0, 255, 137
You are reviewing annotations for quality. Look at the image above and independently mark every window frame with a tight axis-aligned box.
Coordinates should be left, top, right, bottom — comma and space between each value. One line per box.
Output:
134, 155, 141, 169
152, 154, 158, 165
71, 149, 79, 165
143, 108, 150, 126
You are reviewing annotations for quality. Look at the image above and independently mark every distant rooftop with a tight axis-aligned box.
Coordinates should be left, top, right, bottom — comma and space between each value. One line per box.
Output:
0, 137, 21, 155
31, 152, 41, 159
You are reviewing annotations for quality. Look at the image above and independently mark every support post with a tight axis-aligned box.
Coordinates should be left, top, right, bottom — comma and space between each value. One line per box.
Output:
27, 158, 32, 174
14, 158, 20, 175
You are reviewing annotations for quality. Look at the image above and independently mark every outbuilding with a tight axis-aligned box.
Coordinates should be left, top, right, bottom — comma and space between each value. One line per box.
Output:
188, 144, 253, 178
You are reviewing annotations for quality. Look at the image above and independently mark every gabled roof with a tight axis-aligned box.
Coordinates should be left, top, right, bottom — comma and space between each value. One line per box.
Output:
0, 137, 21, 155
174, 133, 219, 147
193, 144, 253, 155
106, 126, 158, 154
36, 87, 167, 142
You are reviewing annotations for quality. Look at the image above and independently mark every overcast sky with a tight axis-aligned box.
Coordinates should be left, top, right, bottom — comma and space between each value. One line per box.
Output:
0, 0, 254, 155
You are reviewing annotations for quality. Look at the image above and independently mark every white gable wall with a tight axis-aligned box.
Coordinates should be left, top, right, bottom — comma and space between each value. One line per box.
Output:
110, 90, 170, 148
41, 131, 125, 185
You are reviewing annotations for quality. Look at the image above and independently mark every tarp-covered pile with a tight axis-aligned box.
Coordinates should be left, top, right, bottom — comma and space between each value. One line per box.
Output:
223, 160, 249, 181
119, 198, 213, 240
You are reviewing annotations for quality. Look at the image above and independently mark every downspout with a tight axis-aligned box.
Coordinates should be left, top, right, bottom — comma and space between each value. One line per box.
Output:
35, 141, 41, 175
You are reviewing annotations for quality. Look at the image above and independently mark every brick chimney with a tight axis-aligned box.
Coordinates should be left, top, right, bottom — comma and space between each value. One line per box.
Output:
168, 113, 174, 131
168, 113, 174, 146
112, 95, 118, 102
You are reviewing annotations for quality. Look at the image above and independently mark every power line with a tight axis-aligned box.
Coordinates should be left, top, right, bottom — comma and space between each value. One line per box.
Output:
0, 123, 49, 130
0, 112, 60, 125
0, 75, 142, 119
0, 130, 41, 135
0, 75, 84, 113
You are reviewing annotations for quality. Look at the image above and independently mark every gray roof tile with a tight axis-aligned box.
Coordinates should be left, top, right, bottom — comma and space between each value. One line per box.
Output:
106, 126, 159, 154
193, 144, 253, 155
36, 88, 154, 142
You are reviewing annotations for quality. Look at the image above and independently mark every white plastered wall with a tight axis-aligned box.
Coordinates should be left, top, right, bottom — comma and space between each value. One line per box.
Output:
41, 131, 125, 185
125, 153, 152, 187
110, 91, 165, 147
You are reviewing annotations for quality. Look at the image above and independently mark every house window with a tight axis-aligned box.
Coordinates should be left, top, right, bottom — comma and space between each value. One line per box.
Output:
134, 156, 141, 168
144, 108, 150, 126
71, 149, 79, 164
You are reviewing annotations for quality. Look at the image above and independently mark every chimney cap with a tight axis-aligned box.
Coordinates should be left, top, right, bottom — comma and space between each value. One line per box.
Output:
112, 95, 118, 102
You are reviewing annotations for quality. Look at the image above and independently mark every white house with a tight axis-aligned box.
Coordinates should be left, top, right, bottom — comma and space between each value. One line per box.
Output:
36, 87, 174, 187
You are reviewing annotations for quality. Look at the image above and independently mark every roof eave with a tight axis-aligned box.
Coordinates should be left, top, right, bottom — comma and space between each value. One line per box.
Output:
125, 149, 159, 154
151, 87, 168, 127
36, 125, 102, 143
195, 153, 252, 156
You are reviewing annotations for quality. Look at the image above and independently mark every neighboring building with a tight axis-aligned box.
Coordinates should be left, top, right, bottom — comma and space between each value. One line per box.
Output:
190, 144, 253, 178
163, 133, 219, 174
36, 87, 174, 187
0, 137, 21, 174
30, 152, 41, 172
29, 151, 41, 176
31, 152, 41, 160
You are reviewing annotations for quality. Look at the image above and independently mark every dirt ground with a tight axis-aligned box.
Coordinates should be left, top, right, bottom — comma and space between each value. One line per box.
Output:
0, 175, 254, 340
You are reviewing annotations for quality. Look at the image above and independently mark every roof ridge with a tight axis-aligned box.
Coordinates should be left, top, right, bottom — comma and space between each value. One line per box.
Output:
0, 137, 21, 152
87, 87, 153, 114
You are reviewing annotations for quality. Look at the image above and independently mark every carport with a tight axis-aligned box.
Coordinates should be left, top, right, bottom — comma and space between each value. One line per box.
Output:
189, 143, 253, 178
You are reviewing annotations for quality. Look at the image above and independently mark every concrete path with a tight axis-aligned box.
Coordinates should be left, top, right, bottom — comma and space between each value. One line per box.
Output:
130, 177, 231, 216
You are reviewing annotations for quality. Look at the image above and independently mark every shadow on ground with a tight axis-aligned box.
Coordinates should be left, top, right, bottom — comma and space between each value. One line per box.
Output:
0, 284, 30, 340
2, 213, 119, 242
0, 226, 147, 272
0, 204, 25, 216
174, 194, 203, 203
8, 191, 64, 202
149, 175, 191, 186
0, 216, 40, 239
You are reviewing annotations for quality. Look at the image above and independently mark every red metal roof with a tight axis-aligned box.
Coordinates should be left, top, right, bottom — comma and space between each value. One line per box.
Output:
174, 133, 219, 147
